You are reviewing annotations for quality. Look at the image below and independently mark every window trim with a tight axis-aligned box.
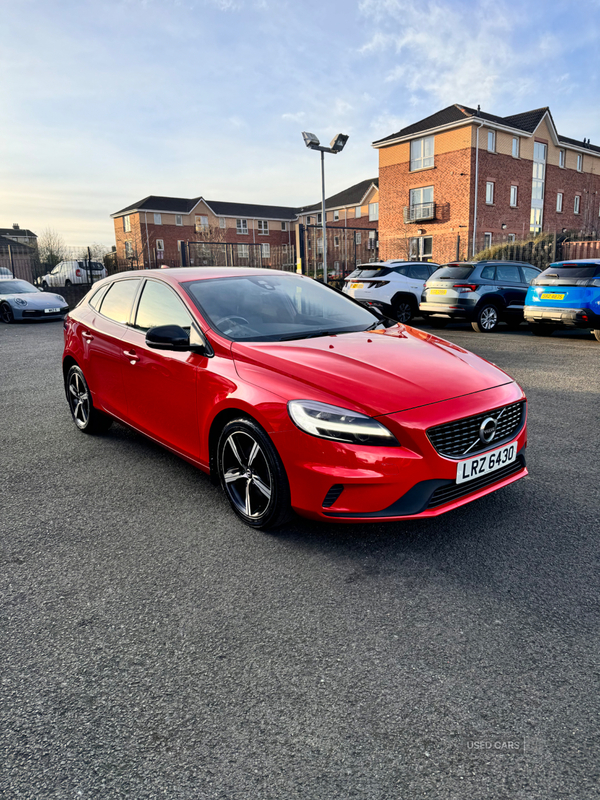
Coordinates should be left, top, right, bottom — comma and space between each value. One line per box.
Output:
510, 185, 518, 207
123, 215, 131, 232
175, 215, 183, 226
96, 278, 143, 327
355, 206, 362, 218
556, 192, 563, 213
559, 149, 565, 168
368, 202, 379, 222
219, 217, 226, 228
410, 135, 435, 171
512, 137, 520, 158
574, 195, 581, 214
153, 213, 162, 225
257, 220, 269, 235
155, 239, 164, 251
484, 232, 492, 249
487, 130, 496, 153
485, 181, 495, 205
236, 219, 248, 235
333, 210, 339, 221
577, 154, 583, 172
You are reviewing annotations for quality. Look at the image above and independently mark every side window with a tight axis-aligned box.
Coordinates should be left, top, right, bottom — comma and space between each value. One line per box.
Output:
409, 265, 430, 281
393, 266, 410, 276
134, 280, 192, 332
496, 265, 521, 282
521, 266, 540, 284
89, 284, 110, 310
480, 266, 496, 280
99, 279, 141, 324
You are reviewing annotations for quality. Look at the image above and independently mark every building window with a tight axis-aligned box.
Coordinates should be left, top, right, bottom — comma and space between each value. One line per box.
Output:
124, 241, 133, 258
507, 234, 516, 242
175, 215, 183, 226
408, 186, 434, 220
156, 239, 164, 251
334, 235, 340, 248
261, 243, 270, 258
281, 222, 287, 231
409, 236, 433, 261
237, 244, 249, 258
484, 233, 492, 249
559, 149, 565, 168
577, 154, 583, 172
368, 230, 377, 250
355, 206, 362, 218
510, 185, 518, 207
487, 130, 496, 152
410, 136, 434, 171
154, 213, 162, 225
195, 215, 209, 233
257, 220, 269, 235
512, 137, 520, 158
368, 202, 379, 221
556, 192, 563, 213
486, 182, 495, 204
333, 210, 339, 221
574, 195, 581, 214
236, 219, 248, 235
219, 218, 226, 228
123, 215, 131, 232
530, 208, 543, 234
317, 212, 322, 224
355, 231, 362, 244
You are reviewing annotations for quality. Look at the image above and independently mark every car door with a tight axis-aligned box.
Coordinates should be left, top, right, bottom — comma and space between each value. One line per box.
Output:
81, 277, 142, 419
120, 278, 202, 460
495, 264, 523, 314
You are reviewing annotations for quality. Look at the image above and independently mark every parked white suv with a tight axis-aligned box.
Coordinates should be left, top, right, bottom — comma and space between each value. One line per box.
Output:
342, 261, 440, 323
37, 260, 107, 289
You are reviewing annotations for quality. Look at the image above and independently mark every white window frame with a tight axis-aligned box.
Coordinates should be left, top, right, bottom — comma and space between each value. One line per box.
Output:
156, 239, 164, 253
510, 185, 518, 207
368, 202, 379, 221
195, 215, 209, 234
334, 235, 340, 248
512, 137, 519, 158
559, 149, 565, 168
487, 130, 496, 152
410, 135, 434, 171
237, 244, 249, 258
154, 213, 162, 225
236, 219, 248, 235
281, 222, 287, 231
556, 192, 563, 213
257, 220, 269, 235
261, 243, 270, 258
577, 154, 583, 172
355, 206, 362, 218
484, 232, 492, 249
123, 215, 131, 232
574, 195, 581, 214
355, 231, 362, 244
486, 182, 495, 205
333, 210, 339, 221
507, 234, 516, 242
219, 217, 226, 228
124, 241, 133, 258
175, 215, 183, 226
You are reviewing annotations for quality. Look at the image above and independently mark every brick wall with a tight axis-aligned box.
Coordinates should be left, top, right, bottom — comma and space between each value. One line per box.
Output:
544, 164, 600, 234
474, 150, 532, 240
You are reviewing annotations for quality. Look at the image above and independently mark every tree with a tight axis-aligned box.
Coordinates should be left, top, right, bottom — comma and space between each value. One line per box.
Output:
37, 227, 66, 268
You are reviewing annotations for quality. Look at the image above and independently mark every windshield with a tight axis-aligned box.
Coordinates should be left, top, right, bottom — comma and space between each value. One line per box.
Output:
184, 273, 379, 341
0, 280, 39, 294
430, 265, 475, 280
542, 262, 600, 280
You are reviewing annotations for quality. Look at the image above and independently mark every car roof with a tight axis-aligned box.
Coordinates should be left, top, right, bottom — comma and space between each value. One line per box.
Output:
549, 259, 600, 265
96, 267, 302, 287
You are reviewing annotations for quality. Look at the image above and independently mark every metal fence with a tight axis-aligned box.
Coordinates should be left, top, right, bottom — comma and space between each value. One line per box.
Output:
301, 225, 379, 284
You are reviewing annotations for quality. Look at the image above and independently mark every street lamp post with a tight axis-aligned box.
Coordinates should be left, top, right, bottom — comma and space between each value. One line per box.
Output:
301, 131, 349, 284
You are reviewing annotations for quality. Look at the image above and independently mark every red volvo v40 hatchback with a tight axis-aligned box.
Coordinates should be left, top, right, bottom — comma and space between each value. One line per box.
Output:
63, 268, 528, 528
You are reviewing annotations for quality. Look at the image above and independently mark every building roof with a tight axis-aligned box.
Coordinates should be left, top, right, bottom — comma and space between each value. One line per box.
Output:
113, 196, 202, 215
0, 234, 34, 252
204, 200, 298, 220
373, 104, 598, 153
297, 177, 379, 213
0, 227, 37, 238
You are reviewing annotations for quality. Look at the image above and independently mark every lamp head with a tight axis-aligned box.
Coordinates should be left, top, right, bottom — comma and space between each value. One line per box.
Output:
302, 131, 320, 149
330, 133, 349, 153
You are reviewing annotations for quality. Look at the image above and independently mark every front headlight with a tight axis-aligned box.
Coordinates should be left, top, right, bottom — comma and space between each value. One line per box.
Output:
288, 399, 399, 446
14, 298, 27, 307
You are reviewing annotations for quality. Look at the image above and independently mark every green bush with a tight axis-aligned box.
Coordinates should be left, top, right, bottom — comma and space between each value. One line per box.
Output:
473, 233, 556, 270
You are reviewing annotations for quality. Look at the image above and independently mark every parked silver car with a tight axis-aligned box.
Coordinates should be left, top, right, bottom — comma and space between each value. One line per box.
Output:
37, 260, 107, 289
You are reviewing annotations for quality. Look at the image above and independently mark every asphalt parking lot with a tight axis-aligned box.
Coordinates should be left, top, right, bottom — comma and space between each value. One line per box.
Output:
1, 320, 599, 799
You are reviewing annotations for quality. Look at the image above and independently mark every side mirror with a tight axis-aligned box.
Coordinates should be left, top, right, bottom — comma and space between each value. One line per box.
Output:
146, 325, 190, 351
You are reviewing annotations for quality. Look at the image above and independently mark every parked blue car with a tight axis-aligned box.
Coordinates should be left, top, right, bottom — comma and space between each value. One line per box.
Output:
524, 259, 600, 342
0, 278, 68, 323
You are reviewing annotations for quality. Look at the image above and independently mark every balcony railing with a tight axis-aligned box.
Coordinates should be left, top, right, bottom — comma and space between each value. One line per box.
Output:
403, 202, 436, 223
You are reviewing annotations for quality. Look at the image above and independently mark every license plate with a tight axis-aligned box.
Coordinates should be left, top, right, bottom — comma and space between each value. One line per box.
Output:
456, 442, 517, 485
351, 282, 363, 289
44, 307, 60, 313
430, 289, 447, 295
541, 293, 565, 300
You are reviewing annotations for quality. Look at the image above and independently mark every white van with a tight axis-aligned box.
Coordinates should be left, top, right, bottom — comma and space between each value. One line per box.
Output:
38, 260, 107, 288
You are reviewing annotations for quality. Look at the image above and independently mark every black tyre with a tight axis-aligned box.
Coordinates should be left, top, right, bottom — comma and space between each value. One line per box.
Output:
428, 316, 448, 329
0, 303, 14, 324
65, 279, 72, 287
529, 323, 554, 337
41, 281, 48, 290
471, 304, 500, 333
593, 330, 600, 343
391, 296, 416, 324
65, 365, 112, 434
217, 417, 292, 530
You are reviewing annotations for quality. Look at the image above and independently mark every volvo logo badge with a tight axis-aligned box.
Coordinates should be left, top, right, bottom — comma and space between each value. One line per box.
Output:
479, 417, 497, 444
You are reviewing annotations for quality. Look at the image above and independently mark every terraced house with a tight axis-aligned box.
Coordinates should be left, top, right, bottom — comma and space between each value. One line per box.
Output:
373, 105, 600, 263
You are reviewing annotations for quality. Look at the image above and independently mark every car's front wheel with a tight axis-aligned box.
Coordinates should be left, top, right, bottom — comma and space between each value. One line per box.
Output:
0, 303, 14, 323
471, 304, 499, 333
391, 297, 416, 324
592, 330, 600, 343
66, 365, 112, 434
217, 418, 292, 529
65, 279, 72, 287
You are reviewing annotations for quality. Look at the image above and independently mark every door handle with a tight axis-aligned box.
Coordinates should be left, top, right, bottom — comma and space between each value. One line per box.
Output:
82, 331, 93, 342
123, 349, 139, 364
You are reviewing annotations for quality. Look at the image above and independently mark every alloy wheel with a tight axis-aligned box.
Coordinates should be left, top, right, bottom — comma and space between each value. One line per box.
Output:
0, 303, 14, 323
68, 370, 90, 429
221, 431, 273, 519
480, 306, 498, 331
394, 301, 414, 324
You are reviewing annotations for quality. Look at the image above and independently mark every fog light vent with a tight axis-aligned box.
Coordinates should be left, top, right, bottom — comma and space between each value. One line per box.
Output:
323, 484, 344, 508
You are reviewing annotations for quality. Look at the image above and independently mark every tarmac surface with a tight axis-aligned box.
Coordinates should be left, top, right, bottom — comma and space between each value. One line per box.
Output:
1, 319, 599, 799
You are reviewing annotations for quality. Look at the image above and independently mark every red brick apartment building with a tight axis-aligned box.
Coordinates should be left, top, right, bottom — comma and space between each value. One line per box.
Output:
373, 105, 600, 263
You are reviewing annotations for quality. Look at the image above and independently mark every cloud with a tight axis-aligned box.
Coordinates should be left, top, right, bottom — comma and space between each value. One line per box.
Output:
282, 112, 306, 122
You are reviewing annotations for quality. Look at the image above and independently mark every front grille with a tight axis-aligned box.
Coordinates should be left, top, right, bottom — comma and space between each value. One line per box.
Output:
427, 401, 525, 459
427, 456, 525, 509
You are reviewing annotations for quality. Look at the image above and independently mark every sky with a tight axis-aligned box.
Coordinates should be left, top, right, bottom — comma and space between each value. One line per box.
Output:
1, 0, 599, 247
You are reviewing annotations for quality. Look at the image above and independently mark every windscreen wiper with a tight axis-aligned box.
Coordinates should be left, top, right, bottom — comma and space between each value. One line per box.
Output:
278, 329, 353, 341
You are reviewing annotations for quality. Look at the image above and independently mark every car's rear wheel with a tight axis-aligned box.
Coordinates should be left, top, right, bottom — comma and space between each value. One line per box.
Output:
0, 303, 14, 323
66, 365, 112, 434
592, 330, 600, 343
217, 418, 292, 530
391, 296, 416, 324
529, 323, 554, 337
471, 304, 499, 333
65, 279, 72, 287
428, 316, 448, 329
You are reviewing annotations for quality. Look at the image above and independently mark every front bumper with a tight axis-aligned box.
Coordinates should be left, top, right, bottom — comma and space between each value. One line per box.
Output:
524, 305, 600, 328
272, 382, 527, 522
